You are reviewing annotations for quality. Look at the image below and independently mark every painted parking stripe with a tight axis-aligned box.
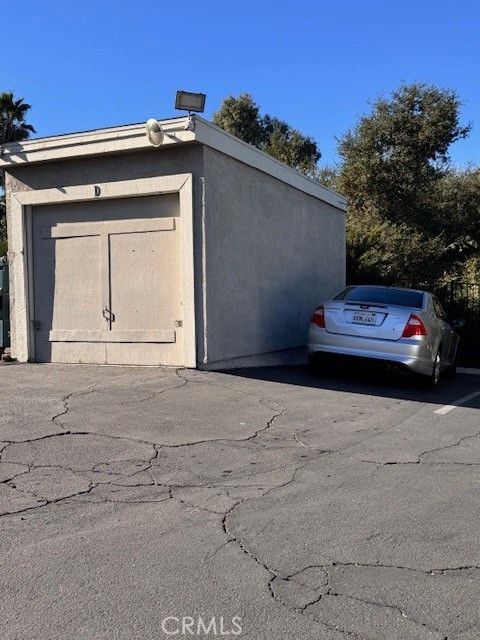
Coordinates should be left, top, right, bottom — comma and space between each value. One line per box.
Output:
434, 390, 480, 415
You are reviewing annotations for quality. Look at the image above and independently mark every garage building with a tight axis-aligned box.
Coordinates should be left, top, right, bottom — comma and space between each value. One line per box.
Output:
1, 115, 346, 369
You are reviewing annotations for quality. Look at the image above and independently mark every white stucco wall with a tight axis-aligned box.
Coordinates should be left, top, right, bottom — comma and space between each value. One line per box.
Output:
202, 147, 346, 367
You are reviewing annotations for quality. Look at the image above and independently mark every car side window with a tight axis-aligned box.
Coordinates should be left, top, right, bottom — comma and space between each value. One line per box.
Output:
432, 297, 447, 320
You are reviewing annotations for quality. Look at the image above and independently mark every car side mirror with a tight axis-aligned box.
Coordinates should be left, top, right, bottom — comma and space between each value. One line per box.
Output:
452, 318, 465, 329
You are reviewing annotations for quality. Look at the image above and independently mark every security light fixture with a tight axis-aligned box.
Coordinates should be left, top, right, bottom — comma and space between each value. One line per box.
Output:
145, 91, 206, 146
145, 118, 164, 146
175, 90, 206, 114
183, 117, 196, 132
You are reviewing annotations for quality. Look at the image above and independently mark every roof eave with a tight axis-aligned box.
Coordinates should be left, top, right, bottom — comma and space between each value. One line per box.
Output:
0, 115, 347, 211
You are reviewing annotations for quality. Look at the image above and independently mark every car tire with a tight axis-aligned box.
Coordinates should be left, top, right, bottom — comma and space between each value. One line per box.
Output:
444, 361, 457, 379
426, 349, 442, 388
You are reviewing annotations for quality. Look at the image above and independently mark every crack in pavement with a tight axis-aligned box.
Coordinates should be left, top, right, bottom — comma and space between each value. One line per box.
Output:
2, 366, 480, 639
213, 459, 371, 638
206, 442, 480, 639
304, 588, 447, 639
293, 560, 480, 576
325, 566, 444, 636
0, 372, 291, 526
418, 428, 480, 463
332, 421, 480, 468
119, 370, 189, 404
271, 560, 477, 638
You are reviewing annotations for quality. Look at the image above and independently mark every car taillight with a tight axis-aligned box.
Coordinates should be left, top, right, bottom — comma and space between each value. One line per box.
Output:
311, 305, 325, 328
402, 314, 427, 338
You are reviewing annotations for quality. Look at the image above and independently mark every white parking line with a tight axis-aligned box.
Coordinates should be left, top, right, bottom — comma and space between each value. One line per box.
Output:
434, 390, 480, 415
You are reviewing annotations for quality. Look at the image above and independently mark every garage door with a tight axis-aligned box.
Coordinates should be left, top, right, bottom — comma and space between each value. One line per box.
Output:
31, 195, 185, 365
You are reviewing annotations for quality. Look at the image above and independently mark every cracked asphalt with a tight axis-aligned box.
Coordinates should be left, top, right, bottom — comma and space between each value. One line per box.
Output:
1, 363, 480, 640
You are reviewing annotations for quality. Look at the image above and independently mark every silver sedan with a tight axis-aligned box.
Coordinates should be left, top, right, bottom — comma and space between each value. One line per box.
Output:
307, 285, 460, 385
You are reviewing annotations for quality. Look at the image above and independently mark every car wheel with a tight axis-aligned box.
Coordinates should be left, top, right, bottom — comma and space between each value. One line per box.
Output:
428, 350, 442, 387
444, 361, 457, 379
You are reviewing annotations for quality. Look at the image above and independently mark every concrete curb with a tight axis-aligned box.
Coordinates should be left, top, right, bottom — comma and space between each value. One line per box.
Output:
458, 367, 480, 375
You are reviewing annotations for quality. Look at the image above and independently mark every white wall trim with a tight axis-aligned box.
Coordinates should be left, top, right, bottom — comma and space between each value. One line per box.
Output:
2, 116, 347, 211
14, 174, 190, 205
178, 175, 197, 367
9, 174, 196, 367
0, 118, 195, 166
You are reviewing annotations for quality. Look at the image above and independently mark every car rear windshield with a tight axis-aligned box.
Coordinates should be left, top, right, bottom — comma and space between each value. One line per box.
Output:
333, 286, 424, 308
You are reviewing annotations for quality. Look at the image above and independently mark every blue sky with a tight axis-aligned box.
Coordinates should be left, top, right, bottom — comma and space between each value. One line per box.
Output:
3, 0, 479, 168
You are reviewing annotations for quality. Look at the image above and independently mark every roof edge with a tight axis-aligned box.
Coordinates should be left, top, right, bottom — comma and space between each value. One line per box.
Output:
0, 115, 346, 211
194, 117, 346, 211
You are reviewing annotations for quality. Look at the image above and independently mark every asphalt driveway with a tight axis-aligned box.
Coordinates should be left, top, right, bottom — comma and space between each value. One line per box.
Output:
1, 363, 480, 639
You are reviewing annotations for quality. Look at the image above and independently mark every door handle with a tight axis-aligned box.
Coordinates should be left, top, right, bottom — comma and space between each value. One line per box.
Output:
102, 308, 115, 323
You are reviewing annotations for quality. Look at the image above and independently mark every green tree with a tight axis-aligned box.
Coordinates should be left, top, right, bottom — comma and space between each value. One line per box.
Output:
338, 84, 470, 229
213, 93, 320, 175
313, 165, 339, 191
0, 92, 36, 255
212, 93, 264, 147
337, 83, 473, 285
434, 168, 480, 273
347, 210, 444, 286
262, 115, 320, 175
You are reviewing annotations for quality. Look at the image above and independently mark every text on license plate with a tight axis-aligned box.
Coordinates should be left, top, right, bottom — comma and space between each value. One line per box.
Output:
352, 313, 376, 325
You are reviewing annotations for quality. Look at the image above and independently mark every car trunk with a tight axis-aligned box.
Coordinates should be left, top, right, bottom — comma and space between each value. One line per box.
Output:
324, 302, 412, 341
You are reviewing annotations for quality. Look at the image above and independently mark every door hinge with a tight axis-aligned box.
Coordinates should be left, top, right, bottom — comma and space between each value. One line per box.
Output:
32, 319, 41, 330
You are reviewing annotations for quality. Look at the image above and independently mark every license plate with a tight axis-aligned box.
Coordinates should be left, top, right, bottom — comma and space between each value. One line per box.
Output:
352, 312, 376, 325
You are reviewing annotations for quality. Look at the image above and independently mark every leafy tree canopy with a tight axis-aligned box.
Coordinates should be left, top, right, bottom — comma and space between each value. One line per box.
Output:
212, 93, 263, 147
347, 210, 444, 287
335, 83, 478, 286
213, 93, 320, 176
337, 83, 471, 231
262, 115, 320, 175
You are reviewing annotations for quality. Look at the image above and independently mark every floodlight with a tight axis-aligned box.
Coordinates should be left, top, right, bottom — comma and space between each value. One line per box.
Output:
175, 90, 206, 113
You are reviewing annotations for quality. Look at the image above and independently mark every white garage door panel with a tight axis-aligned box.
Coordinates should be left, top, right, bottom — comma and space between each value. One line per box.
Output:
109, 224, 182, 340
32, 195, 184, 365
52, 235, 103, 334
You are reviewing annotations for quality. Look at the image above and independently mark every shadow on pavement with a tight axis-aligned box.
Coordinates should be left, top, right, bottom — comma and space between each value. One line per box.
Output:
224, 361, 480, 407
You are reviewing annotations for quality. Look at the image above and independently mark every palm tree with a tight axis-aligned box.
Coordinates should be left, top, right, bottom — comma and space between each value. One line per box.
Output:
0, 91, 36, 146
0, 92, 35, 254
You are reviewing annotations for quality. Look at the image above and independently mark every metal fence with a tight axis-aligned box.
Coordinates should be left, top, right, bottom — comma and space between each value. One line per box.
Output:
434, 281, 480, 367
